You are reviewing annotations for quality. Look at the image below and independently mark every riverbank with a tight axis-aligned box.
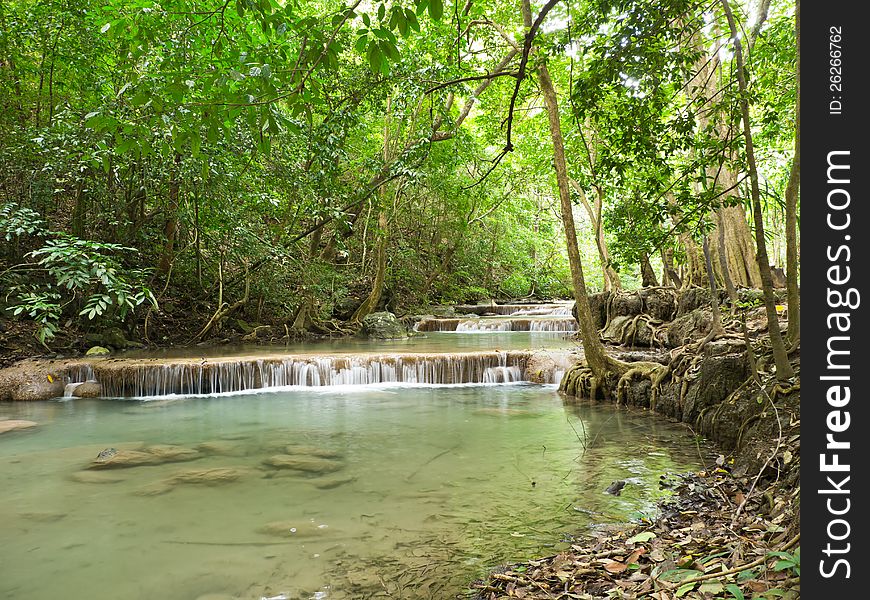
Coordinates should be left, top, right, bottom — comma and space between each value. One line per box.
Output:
473, 296, 800, 599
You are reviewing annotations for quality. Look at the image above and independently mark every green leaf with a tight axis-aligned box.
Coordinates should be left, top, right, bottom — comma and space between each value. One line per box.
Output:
675, 582, 696, 597
380, 40, 400, 62
428, 0, 443, 20
366, 41, 382, 72
625, 531, 656, 544
725, 583, 745, 600
355, 35, 369, 53
405, 9, 420, 32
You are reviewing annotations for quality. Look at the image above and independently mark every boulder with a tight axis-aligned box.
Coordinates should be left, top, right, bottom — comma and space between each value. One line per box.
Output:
88, 444, 201, 469
312, 475, 357, 490
263, 454, 344, 474
136, 467, 246, 496
665, 309, 713, 348
0, 360, 66, 401
360, 311, 408, 339
0, 419, 38, 434
86, 346, 111, 356
71, 381, 102, 398
283, 445, 343, 459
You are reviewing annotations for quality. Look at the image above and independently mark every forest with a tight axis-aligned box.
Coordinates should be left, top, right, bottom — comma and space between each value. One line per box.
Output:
0, 0, 798, 360
0, 1, 801, 599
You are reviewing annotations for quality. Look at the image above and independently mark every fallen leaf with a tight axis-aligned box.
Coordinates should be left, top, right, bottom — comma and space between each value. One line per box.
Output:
604, 561, 628, 574
626, 531, 657, 544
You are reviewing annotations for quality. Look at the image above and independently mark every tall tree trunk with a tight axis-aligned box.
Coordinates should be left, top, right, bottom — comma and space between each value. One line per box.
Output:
785, 0, 800, 346
721, 0, 794, 380
569, 178, 620, 291
661, 246, 681, 287
351, 96, 394, 323
158, 153, 182, 274
640, 253, 658, 288
690, 25, 761, 289
537, 61, 614, 378
350, 209, 388, 323
716, 209, 739, 305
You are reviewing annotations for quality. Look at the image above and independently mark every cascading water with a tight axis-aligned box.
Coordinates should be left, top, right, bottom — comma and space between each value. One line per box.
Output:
64, 351, 545, 397
415, 317, 576, 332
452, 302, 573, 316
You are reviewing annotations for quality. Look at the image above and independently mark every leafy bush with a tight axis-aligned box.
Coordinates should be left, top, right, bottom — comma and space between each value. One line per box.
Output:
1, 203, 156, 343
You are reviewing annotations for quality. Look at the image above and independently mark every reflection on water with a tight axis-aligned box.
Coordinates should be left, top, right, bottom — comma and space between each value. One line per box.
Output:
0, 385, 701, 600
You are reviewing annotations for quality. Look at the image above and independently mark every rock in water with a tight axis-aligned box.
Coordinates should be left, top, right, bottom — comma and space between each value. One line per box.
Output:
86, 346, 111, 356
89, 444, 201, 469
605, 480, 627, 496
263, 454, 344, 474
360, 311, 408, 339
0, 420, 38, 434
72, 381, 103, 398
284, 445, 343, 459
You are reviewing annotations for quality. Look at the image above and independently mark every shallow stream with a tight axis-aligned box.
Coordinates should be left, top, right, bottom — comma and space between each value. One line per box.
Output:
1, 329, 702, 600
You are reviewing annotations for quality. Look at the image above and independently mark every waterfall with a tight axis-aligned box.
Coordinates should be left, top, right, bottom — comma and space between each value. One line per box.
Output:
452, 302, 573, 316
65, 351, 538, 397
415, 317, 576, 333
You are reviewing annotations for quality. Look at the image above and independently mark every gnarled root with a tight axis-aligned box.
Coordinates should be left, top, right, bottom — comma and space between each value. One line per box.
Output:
615, 361, 671, 409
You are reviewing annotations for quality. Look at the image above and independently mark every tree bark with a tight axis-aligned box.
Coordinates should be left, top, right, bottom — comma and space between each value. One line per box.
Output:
640, 253, 658, 288
785, 0, 800, 346
537, 60, 615, 378
721, 0, 794, 380
569, 177, 620, 291
158, 153, 182, 274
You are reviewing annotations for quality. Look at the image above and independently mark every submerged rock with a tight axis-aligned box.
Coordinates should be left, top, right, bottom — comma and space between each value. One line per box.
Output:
263, 454, 344, 474
312, 475, 357, 490
196, 440, 244, 456
283, 445, 343, 459
605, 480, 627, 496
0, 419, 38, 434
136, 467, 247, 495
89, 444, 201, 469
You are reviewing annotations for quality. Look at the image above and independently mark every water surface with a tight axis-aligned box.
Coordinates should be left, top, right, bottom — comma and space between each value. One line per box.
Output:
1, 385, 701, 600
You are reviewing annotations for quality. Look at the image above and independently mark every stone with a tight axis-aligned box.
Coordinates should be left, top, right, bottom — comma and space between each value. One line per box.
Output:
284, 445, 343, 459
0, 420, 38, 434
86, 346, 111, 356
136, 468, 246, 495
312, 475, 357, 490
144, 444, 201, 461
89, 444, 200, 469
605, 480, 627, 496
102, 327, 128, 349
360, 311, 408, 339
0, 359, 67, 401
666, 309, 713, 348
71, 381, 103, 398
90, 449, 160, 469
263, 454, 344, 474
196, 440, 244, 456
